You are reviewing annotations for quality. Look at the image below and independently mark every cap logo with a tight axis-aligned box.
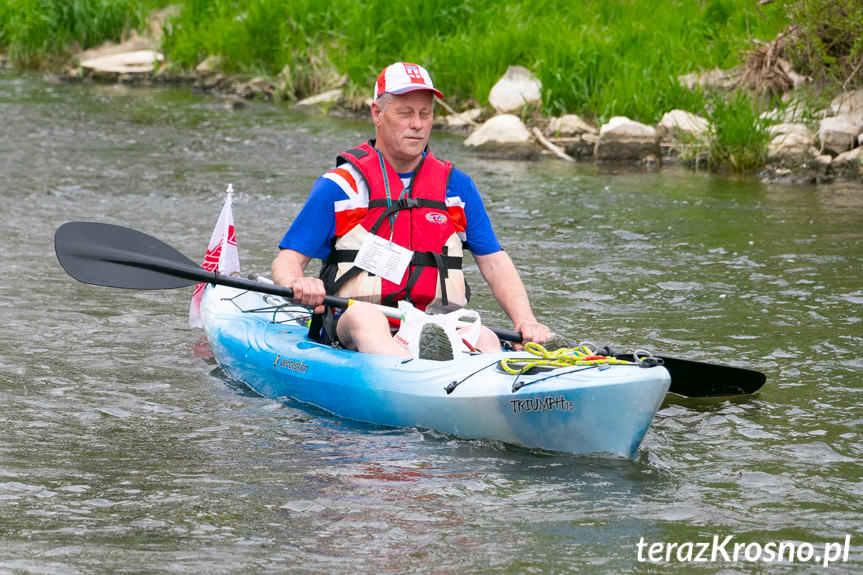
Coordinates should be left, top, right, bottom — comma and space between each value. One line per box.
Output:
374, 62, 444, 100
404, 64, 424, 84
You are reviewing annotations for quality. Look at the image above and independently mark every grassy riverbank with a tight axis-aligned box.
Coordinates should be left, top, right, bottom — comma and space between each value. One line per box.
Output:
2, 0, 859, 172
0, 0, 789, 116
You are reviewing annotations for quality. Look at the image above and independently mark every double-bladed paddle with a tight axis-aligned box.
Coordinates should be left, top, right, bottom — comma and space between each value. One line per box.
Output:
54, 221, 766, 398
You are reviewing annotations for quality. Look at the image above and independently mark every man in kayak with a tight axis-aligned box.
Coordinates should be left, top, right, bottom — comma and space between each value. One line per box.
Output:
272, 62, 553, 360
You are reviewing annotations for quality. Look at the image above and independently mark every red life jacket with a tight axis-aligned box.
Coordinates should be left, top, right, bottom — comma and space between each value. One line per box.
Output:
321, 141, 467, 310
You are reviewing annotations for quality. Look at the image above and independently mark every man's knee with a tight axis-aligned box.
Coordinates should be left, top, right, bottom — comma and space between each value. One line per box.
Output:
336, 302, 387, 345
340, 302, 386, 326
475, 326, 501, 353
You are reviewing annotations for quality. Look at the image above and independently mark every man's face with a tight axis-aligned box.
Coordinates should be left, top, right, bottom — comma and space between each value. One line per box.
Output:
371, 90, 434, 172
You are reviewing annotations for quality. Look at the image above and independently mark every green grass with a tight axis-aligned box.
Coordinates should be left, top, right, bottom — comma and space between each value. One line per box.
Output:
147, 0, 788, 123
706, 90, 772, 171
0, 0, 169, 68
0, 0, 808, 171
0, 0, 789, 118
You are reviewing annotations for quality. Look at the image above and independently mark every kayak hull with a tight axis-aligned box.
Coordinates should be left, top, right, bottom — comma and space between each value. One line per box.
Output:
201, 285, 670, 457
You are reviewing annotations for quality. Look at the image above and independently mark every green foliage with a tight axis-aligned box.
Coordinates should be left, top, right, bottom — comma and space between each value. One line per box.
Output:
0, 0, 168, 68
706, 90, 772, 172
154, 0, 789, 120
1, 0, 791, 118
787, 0, 863, 89
162, 0, 341, 77
1, 0, 799, 171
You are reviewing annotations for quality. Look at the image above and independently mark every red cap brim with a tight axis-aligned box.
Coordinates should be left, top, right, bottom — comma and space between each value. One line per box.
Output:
385, 85, 444, 100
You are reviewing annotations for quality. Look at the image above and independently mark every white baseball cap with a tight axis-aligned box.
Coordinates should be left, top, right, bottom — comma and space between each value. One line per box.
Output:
374, 62, 444, 101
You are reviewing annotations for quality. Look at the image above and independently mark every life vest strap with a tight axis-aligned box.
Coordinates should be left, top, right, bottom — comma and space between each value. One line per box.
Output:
324, 248, 462, 271
378, 249, 450, 308
367, 198, 449, 235
367, 197, 448, 211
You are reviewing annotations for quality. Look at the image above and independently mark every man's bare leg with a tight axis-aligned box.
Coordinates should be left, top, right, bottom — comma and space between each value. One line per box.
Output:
335, 302, 411, 357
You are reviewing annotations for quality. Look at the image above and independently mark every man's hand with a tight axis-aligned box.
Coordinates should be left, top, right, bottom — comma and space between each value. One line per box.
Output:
272, 249, 326, 314
289, 276, 327, 314
514, 318, 552, 348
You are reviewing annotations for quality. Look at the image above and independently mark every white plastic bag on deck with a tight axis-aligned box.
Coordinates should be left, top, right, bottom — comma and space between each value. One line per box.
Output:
393, 301, 482, 358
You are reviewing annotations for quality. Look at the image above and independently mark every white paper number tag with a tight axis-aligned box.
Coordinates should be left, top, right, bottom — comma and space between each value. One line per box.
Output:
354, 235, 413, 284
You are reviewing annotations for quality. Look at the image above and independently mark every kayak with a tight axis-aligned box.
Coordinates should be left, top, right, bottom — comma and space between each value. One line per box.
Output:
201, 284, 671, 457
52, 220, 763, 454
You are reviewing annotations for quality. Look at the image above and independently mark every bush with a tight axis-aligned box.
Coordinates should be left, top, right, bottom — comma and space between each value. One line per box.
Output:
787, 0, 863, 89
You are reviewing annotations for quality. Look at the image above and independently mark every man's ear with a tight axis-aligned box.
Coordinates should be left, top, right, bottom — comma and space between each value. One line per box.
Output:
370, 101, 383, 126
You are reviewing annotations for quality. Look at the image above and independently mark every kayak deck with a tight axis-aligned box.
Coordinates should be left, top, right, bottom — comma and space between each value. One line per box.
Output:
201, 285, 670, 457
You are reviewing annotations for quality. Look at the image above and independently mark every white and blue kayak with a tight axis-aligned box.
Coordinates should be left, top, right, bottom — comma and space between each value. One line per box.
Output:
201, 285, 671, 457
54, 222, 763, 456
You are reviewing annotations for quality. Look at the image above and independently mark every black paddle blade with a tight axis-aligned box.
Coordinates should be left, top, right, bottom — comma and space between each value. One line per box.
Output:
614, 353, 766, 397
54, 221, 202, 290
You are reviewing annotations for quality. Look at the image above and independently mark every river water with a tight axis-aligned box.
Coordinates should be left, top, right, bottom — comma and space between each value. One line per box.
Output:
1, 71, 861, 574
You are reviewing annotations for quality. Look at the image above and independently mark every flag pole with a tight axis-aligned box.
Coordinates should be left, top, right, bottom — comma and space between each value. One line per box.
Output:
219, 183, 234, 271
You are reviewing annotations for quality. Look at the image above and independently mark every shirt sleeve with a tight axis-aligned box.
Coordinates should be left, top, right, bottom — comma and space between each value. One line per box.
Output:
447, 168, 502, 256
277, 176, 338, 260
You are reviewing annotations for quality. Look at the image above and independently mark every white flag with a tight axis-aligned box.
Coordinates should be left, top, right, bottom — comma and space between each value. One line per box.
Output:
189, 185, 241, 328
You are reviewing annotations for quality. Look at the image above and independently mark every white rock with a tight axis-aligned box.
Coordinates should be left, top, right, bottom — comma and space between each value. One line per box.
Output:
76, 33, 154, 61
464, 114, 532, 146
767, 123, 813, 138
80, 50, 163, 74
657, 110, 710, 137
833, 146, 863, 165
595, 116, 660, 161
195, 55, 222, 74
488, 66, 542, 114
443, 108, 482, 128
600, 116, 659, 136
778, 58, 811, 89
818, 114, 863, 155
831, 146, 863, 178
545, 114, 596, 136
598, 116, 657, 138
830, 88, 863, 115
601, 116, 632, 133
296, 89, 343, 106
767, 131, 818, 162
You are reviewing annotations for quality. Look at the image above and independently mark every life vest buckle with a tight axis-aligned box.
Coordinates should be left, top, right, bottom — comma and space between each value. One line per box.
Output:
395, 198, 421, 210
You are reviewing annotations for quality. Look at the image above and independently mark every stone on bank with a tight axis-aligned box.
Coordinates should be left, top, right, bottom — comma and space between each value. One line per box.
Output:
543, 115, 598, 158
832, 147, 863, 180
657, 110, 710, 139
767, 131, 819, 164
464, 114, 539, 159
594, 116, 660, 163
818, 115, 863, 156
488, 66, 542, 115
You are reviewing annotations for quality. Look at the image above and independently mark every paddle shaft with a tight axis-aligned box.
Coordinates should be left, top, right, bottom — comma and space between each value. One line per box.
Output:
86, 244, 526, 343
213, 272, 522, 343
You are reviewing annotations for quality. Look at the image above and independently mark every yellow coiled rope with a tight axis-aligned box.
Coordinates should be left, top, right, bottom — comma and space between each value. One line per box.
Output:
499, 342, 632, 375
